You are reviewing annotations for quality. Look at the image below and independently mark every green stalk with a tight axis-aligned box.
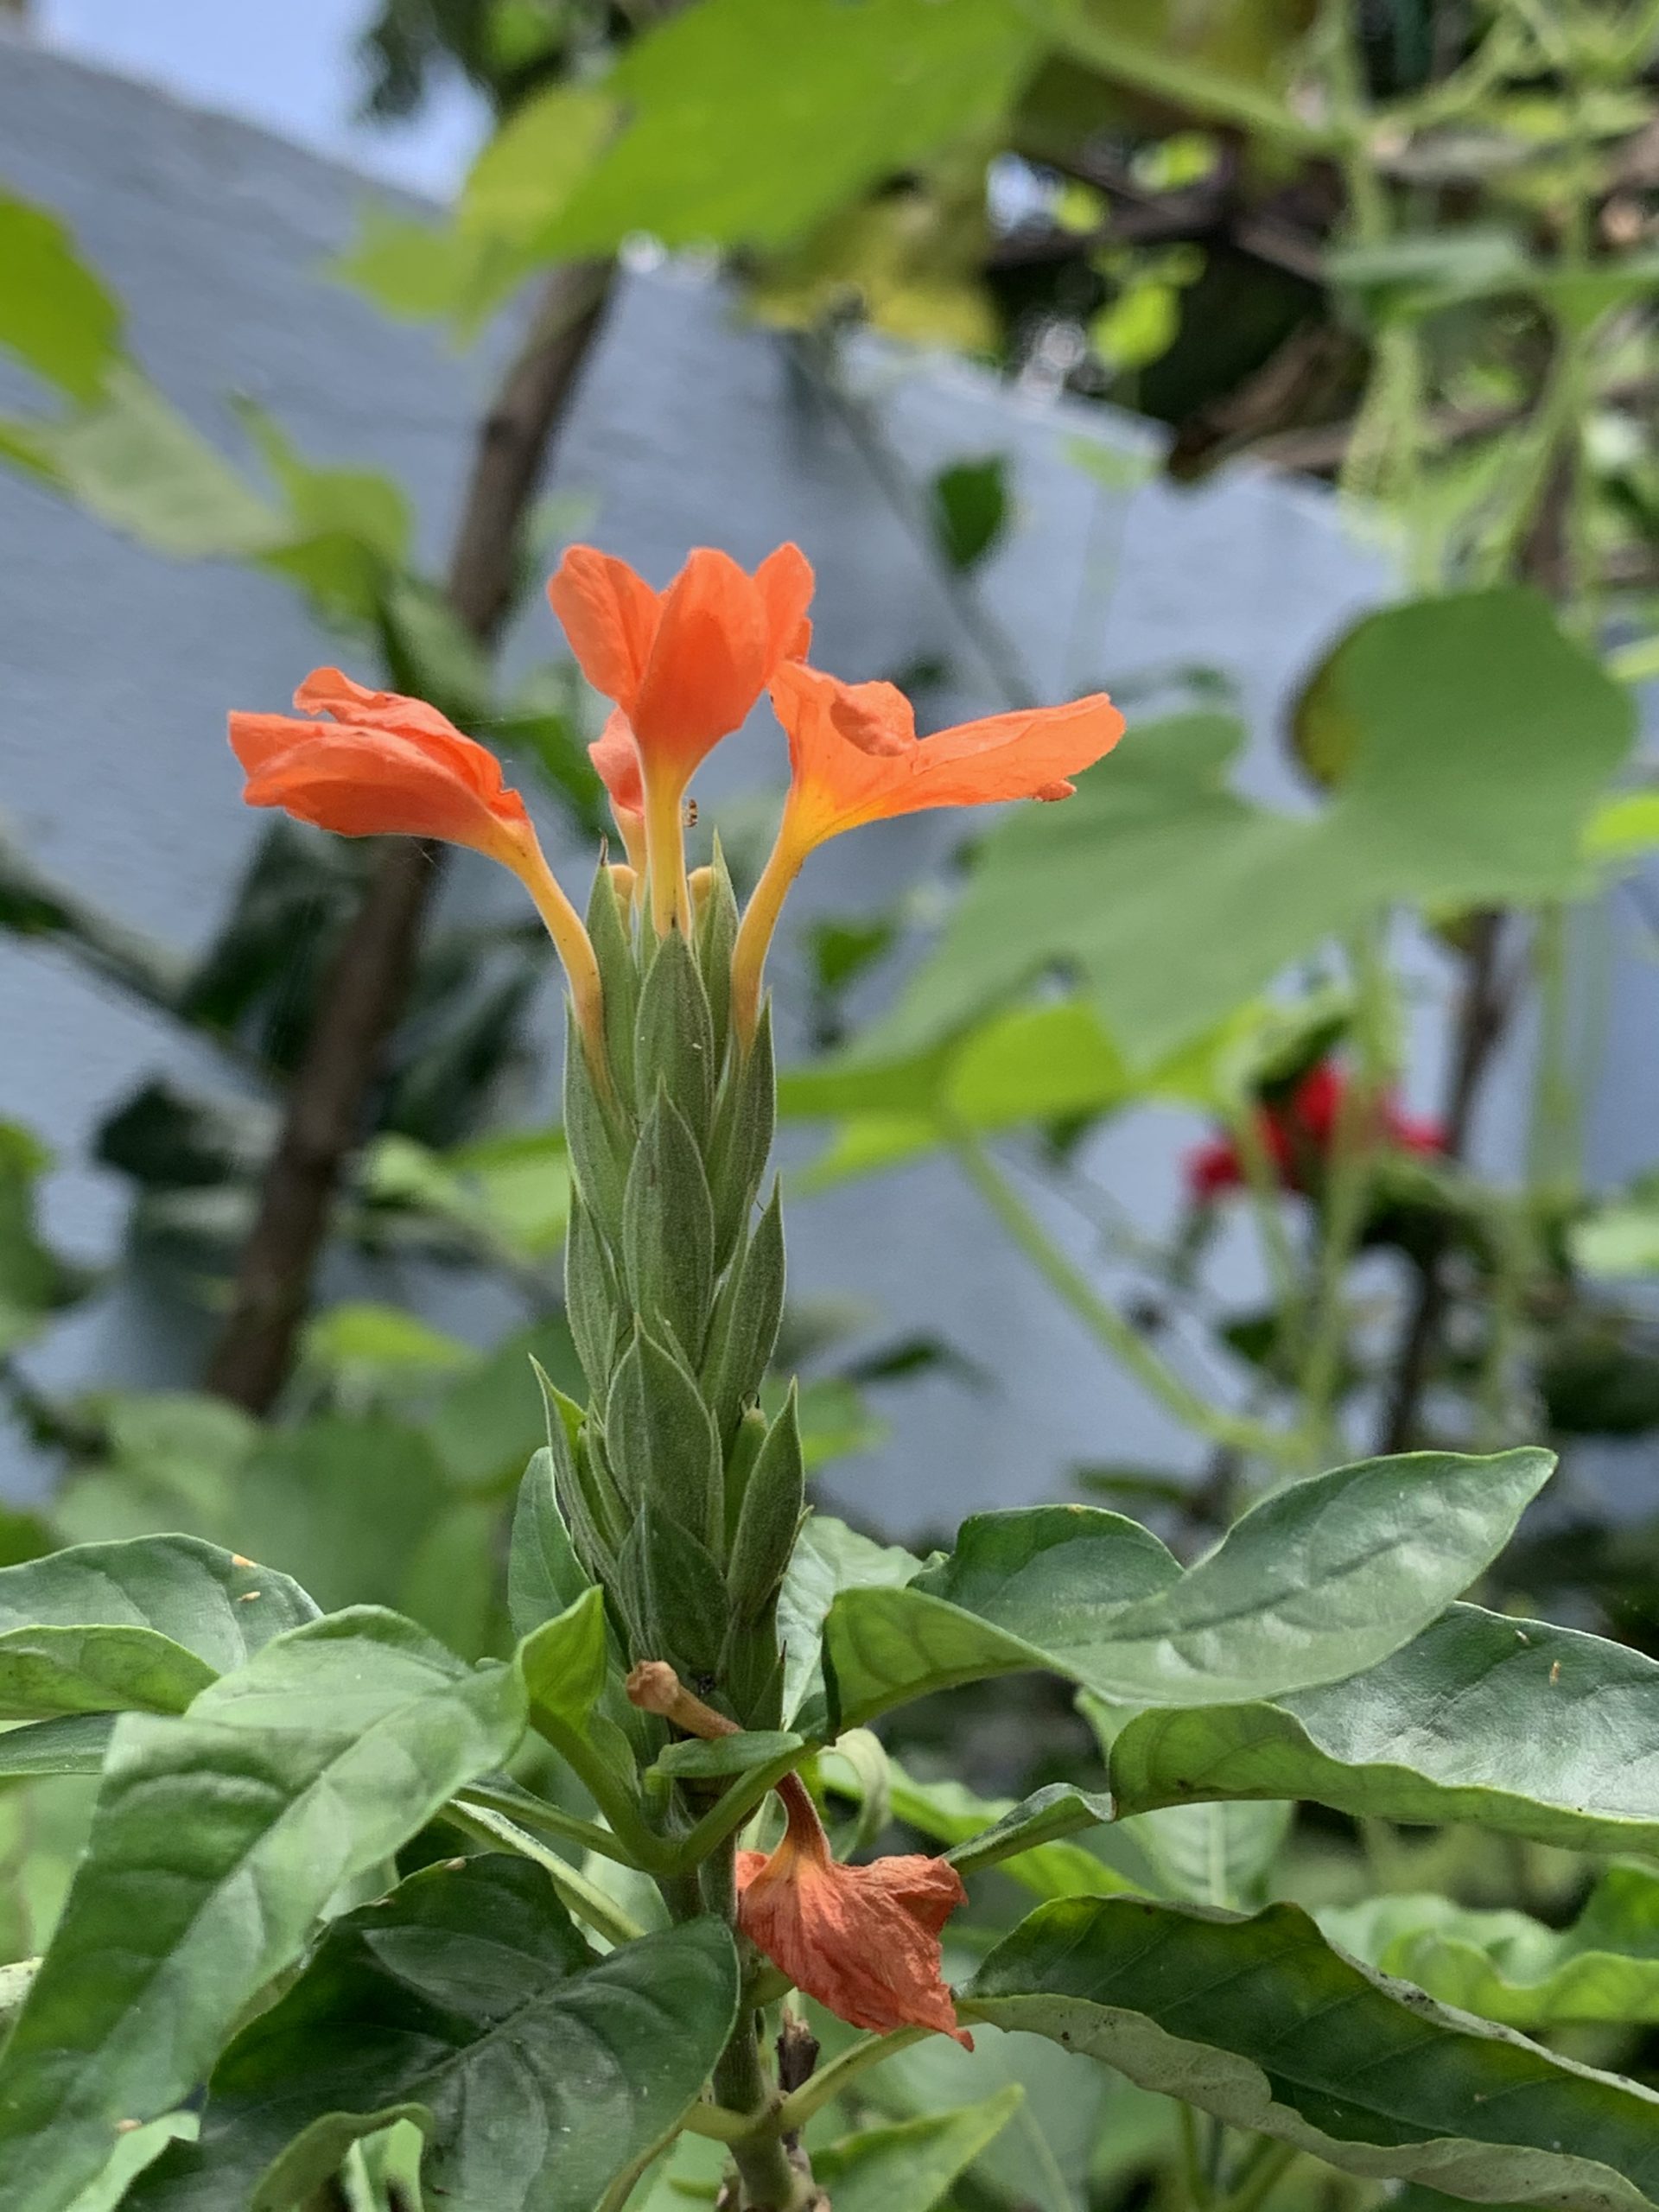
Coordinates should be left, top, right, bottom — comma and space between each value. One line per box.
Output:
456, 1781, 651, 1870
770, 2025, 928, 2135
1294, 923, 1393, 1467
1223, 2139, 1300, 2212
698, 1838, 800, 2211
1224, 1091, 1308, 1380
441, 1800, 645, 1948
949, 1121, 1296, 1466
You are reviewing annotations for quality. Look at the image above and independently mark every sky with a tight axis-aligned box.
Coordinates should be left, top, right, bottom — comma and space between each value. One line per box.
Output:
35, 0, 486, 196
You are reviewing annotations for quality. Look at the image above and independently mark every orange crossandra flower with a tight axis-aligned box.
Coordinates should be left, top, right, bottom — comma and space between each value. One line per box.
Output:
548, 543, 814, 935
229, 667, 606, 1071
730, 660, 1128, 1044
737, 1773, 972, 2047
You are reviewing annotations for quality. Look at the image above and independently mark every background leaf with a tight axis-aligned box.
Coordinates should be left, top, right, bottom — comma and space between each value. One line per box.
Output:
540, 0, 1037, 255
969, 1897, 1659, 2212
811, 2087, 1025, 2212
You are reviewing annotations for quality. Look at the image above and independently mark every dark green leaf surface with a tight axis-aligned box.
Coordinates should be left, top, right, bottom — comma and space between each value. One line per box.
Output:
0, 1611, 525, 2212
821, 1451, 1553, 1727
0, 1535, 318, 1720
1111, 1601, 1659, 1855
969, 1897, 1659, 2211
131, 1856, 740, 2212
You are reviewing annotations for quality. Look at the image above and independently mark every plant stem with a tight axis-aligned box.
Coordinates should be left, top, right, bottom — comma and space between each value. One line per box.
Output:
1224, 1092, 1306, 1379
1224, 2138, 1299, 2212
441, 1799, 645, 1947
1179, 2103, 1212, 2212
772, 2025, 927, 2135
662, 1746, 811, 1877
949, 1122, 1295, 1465
1379, 910, 1512, 1452
454, 1782, 648, 1871
1294, 923, 1392, 1466
699, 1838, 800, 2210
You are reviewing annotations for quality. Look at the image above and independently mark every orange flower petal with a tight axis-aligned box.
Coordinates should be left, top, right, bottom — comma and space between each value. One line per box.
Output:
631, 546, 769, 766
547, 543, 817, 790
292, 665, 466, 745
589, 708, 645, 823
771, 661, 1126, 855
736, 1778, 971, 2046
755, 541, 815, 665
547, 549, 662, 715
228, 677, 532, 867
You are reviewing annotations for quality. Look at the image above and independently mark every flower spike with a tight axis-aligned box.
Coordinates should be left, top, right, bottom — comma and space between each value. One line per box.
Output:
731, 662, 1127, 1045
549, 543, 814, 935
229, 668, 607, 1078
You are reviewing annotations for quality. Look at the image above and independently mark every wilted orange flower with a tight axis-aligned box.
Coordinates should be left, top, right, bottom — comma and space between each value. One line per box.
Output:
737, 1774, 972, 2047
730, 660, 1127, 1041
229, 667, 605, 1066
548, 543, 813, 932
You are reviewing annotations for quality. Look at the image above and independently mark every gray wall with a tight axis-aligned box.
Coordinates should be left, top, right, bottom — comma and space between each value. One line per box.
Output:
1, 41, 1649, 1535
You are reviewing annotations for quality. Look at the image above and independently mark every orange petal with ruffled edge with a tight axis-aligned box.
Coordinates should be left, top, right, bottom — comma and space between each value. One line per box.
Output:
770, 660, 1126, 859
545, 550, 662, 715
736, 1777, 971, 2046
230, 671, 534, 864
548, 542, 815, 787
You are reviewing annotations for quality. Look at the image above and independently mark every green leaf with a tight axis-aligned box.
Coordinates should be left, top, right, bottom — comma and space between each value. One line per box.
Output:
0, 1713, 115, 1777
1110, 1601, 1659, 1857
0, 1123, 86, 1352
968, 1897, 1659, 2212
813, 2088, 1025, 2212
0, 1536, 319, 1721
330, 205, 526, 334
541, 0, 1037, 255
0, 1611, 526, 2212
461, 82, 619, 243
649, 1730, 804, 1783
301, 1300, 473, 1389
518, 1586, 610, 1742
777, 1516, 924, 1729
0, 194, 122, 403
848, 2020, 1108, 2212
508, 1444, 592, 1638
872, 595, 1633, 1065
130, 1856, 741, 2212
33, 367, 283, 559
1321, 1864, 1659, 2029
820, 1449, 1554, 1729
931, 454, 1010, 573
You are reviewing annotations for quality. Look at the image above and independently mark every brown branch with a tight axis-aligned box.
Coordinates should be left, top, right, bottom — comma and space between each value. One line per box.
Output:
205, 257, 614, 1413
